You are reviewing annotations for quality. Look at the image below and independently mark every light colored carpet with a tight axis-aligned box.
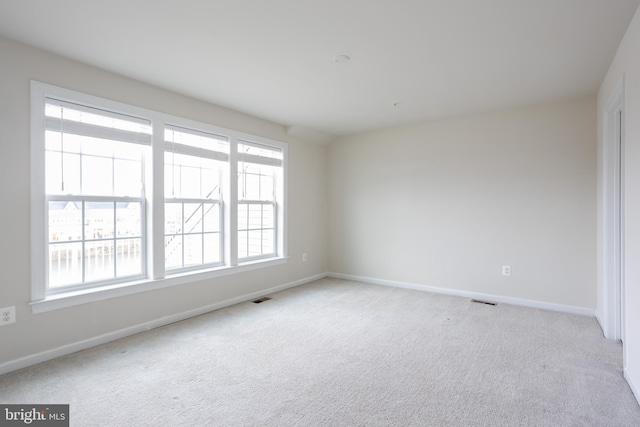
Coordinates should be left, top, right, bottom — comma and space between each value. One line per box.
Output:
1, 278, 639, 426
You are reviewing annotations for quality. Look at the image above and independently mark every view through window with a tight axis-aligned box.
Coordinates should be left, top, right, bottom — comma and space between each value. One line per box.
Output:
45, 100, 149, 288
33, 82, 287, 299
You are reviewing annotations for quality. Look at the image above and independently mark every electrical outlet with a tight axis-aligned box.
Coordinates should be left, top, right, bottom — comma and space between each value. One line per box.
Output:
502, 265, 511, 277
302, 253, 308, 262
1, 306, 16, 325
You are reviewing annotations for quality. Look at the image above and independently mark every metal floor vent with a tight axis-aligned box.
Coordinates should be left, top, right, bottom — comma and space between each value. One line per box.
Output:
471, 299, 497, 306
252, 297, 272, 304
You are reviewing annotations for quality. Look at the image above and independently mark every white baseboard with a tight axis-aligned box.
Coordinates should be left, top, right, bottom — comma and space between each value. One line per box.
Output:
1, 271, 598, 376
328, 272, 596, 317
595, 310, 608, 337
0, 273, 326, 376
625, 366, 640, 406
595, 310, 604, 330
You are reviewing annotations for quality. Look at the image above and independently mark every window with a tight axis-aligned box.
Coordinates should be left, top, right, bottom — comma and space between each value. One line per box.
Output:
44, 99, 149, 291
238, 141, 283, 261
164, 125, 228, 271
31, 82, 287, 310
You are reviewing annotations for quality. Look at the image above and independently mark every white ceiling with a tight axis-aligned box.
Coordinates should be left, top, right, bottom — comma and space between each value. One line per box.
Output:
0, 0, 638, 138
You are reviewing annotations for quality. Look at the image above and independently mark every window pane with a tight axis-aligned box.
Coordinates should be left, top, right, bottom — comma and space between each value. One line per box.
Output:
45, 151, 62, 194
248, 204, 263, 229
45, 130, 82, 154
115, 238, 142, 277
62, 153, 82, 194
80, 136, 115, 158
238, 204, 248, 230
46, 118, 147, 198
114, 158, 142, 197
45, 130, 62, 151
262, 229, 274, 254
245, 173, 260, 200
45, 151, 82, 195
247, 230, 262, 258
48, 201, 82, 242
237, 202, 275, 260
203, 204, 220, 232
238, 162, 276, 201
85, 202, 114, 240
82, 156, 113, 196
164, 153, 177, 197
116, 202, 141, 238
165, 235, 183, 269
165, 203, 183, 235
48, 243, 82, 287
184, 234, 202, 266
262, 205, 274, 229
111, 140, 145, 161
165, 201, 220, 270
203, 233, 220, 264
238, 231, 248, 259
165, 152, 223, 200
47, 198, 143, 288
181, 166, 201, 199
184, 203, 203, 234
261, 174, 274, 201
201, 168, 219, 199
85, 240, 115, 282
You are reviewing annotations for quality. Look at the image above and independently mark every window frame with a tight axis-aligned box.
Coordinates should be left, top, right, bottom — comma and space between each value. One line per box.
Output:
237, 140, 284, 262
163, 124, 229, 273
42, 96, 151, 292
30, 81, 288, 314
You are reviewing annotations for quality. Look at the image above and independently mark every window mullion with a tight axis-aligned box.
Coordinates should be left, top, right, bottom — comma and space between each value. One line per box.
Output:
31, 83, 48, 301
228, 138, 238, 266
81, 201, 86, 283
181, 202, 185, 269
112, 201, 117, 279
148, 119, 165, 280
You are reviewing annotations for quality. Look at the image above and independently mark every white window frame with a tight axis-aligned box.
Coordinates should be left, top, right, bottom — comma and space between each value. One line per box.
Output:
237, 140, 284, 262
30, 81, 288, 314
163, 124, 229, 272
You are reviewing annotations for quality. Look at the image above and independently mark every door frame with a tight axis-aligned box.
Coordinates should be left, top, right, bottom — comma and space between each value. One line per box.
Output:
601, 77, 625, 342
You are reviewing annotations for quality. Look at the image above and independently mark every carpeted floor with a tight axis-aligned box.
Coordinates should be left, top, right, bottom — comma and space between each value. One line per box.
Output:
1, 278, 639, 426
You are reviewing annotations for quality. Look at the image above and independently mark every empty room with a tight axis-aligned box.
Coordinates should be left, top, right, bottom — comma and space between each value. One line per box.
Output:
1, 1, 640, 425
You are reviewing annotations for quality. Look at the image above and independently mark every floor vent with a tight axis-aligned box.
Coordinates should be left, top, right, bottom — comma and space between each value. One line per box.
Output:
471, 299, 497, 306
252, 297, 272, 304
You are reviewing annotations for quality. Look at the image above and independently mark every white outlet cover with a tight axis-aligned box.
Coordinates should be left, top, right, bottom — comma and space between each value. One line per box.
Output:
1, 306, 16, 325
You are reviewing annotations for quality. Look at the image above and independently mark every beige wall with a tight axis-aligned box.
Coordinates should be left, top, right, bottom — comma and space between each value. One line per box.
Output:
328, 98, 597, 309
598, 5, 640, 401
0, 37, 328, 366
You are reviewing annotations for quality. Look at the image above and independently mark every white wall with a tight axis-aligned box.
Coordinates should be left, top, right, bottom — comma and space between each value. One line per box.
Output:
328, 98, 597, 310
598, 5, 640, 401
0, 37, 327, 368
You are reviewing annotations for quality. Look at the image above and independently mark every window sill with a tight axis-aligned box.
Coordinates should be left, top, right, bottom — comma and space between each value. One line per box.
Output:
30, 257, 288, 314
